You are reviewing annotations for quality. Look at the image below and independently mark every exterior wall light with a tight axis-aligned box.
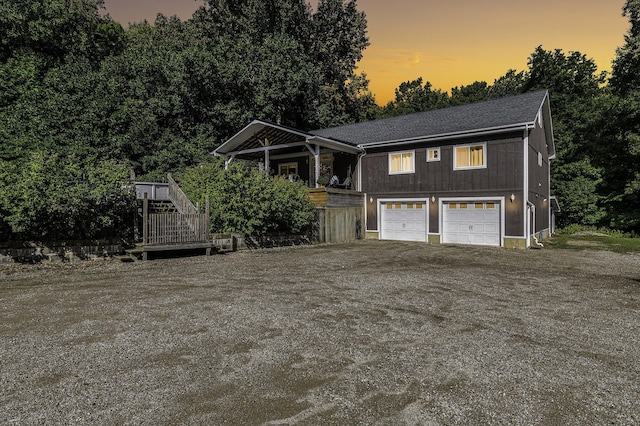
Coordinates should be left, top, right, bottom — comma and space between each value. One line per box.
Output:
431, 196, 436, 203
369, 197, 373, 204
510, 193, 515, 202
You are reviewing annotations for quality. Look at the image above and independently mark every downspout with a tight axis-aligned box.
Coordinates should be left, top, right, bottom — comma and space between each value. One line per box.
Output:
357, 150, 367, 236
356, 150, 367, 192
523, 124, 532, 248
528, 200, 543, 248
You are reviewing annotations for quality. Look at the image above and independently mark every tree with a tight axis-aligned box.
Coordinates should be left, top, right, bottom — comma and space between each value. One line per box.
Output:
602, 0, 640, 232
449, 81, 491, 106
0, 0, 124, 64
610, 0, 640, 96
522, 46, 608, 228
309, 0, 372, 126
489, 69, 526, 98
378, 77, 449, 118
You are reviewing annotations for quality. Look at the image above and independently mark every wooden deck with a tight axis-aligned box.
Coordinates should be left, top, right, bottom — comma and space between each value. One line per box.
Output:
308, 187, 364, 208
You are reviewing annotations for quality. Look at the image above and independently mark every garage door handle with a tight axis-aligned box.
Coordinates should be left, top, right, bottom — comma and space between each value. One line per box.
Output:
469, 225, 473, 231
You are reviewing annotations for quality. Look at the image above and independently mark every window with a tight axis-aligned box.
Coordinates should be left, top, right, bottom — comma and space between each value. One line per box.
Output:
427, 148, 441, 162
454, 143, 486, 170
279, 163, 297, 176
389, 150, 415, 174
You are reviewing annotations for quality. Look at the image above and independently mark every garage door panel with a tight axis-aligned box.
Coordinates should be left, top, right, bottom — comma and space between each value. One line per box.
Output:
380, 202, 427, 242
443, 201, 500, 247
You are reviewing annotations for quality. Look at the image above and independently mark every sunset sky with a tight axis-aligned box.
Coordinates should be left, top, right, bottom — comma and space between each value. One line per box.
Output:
103, 0, 630, 104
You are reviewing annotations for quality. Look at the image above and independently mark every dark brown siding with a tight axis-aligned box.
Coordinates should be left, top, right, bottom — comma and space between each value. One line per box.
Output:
361, 133, 523, 195
361, 132, 526, 234
528, 120, 551, 233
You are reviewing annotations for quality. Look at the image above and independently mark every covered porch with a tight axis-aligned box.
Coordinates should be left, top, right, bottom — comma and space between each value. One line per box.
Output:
212, 120, 364, 190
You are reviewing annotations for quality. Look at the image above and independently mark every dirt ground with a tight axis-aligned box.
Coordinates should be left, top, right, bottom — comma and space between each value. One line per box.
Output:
1, 240, 639, 425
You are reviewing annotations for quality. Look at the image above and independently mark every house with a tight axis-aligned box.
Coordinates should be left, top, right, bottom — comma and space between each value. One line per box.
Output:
213, 90, 556, 249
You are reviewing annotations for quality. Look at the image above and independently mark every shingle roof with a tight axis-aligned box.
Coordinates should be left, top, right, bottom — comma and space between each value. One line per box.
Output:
311, 90, 549, 146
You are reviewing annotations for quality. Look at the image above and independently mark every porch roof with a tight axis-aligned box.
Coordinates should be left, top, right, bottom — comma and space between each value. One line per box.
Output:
212, 120, 363, 161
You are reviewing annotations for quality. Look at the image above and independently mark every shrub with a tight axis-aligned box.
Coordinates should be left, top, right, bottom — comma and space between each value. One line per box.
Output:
0, 152, 136, 241
179, 159, 315, 236
557, 224, 631, 238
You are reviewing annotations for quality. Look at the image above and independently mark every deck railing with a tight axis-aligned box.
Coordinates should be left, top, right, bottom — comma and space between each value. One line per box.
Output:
168, 173, 198, 215
146, 213, 209, 245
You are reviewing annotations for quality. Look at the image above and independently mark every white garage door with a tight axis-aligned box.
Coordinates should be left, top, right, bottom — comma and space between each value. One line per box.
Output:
380, 202, 427, 242
442, 201, 500, 246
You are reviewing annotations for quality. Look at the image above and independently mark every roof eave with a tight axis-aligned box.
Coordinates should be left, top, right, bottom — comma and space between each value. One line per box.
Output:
213, 120, 362, 158
212, 119, 316, 156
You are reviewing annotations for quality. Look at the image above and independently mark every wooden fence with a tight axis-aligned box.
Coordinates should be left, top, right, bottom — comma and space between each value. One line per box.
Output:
145, 213, 209, 245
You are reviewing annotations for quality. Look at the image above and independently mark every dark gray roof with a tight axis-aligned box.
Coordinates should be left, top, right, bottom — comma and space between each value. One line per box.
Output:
311, 90, 549, 146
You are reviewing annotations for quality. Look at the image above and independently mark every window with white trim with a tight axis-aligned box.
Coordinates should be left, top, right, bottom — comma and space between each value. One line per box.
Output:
389, 150, 415, 174
427, 147, 441, 162
454, 143, 486, 170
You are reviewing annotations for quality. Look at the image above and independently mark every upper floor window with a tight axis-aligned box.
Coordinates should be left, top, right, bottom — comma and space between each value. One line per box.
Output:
389, 150, 415, 174
454, 143, 486, 170
427, 147, 441, 162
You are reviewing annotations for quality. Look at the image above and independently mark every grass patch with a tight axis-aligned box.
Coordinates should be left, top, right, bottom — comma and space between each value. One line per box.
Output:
547, 233, 640, 253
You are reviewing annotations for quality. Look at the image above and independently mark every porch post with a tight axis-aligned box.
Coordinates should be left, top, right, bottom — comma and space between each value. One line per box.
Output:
265, 149, 270, 174
314, 144, 320, 188
224, 155, 235, 170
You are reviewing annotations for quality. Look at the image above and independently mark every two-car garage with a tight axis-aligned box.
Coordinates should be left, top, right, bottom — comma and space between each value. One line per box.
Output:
378, 199, 502, 247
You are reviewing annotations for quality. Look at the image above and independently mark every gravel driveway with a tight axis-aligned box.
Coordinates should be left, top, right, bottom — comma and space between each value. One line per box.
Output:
1, 241, 639, 425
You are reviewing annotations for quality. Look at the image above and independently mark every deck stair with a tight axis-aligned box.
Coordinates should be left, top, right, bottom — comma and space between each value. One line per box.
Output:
139, 174, 212, 260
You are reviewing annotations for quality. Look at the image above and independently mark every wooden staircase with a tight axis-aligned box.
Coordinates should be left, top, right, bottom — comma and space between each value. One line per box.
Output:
139, 174, 212, 260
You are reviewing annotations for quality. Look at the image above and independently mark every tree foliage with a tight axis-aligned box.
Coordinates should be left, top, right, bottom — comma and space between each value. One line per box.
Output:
378, 77, 448, 118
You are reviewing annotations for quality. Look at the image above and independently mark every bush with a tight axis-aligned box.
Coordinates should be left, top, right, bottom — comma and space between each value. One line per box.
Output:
179, 159, 315, 236
0, 152, 136, 241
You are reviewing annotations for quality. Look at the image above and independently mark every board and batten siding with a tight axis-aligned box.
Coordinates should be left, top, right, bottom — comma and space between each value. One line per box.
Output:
527, 120, 551, 234
361, 133, 525, 235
